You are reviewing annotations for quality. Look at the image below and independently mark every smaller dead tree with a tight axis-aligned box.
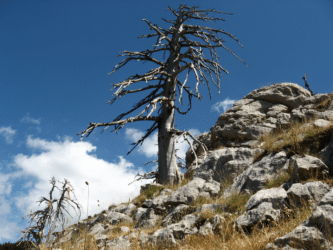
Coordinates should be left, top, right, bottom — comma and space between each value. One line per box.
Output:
18, 176, 82, 249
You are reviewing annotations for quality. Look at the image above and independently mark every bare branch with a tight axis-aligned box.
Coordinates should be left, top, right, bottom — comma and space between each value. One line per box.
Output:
127, 121, 158, 155
175, 152, 186, 169
77, 116, 158, 140
128, 170, 158, 185
169, 128, 208, 170
107, 84, 163, 106
142, 19, 171, 43
141, 159, 158, 166
302, 73, 314, 96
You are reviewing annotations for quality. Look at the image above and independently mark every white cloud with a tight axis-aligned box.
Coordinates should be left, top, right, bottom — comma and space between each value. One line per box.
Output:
125, 127, 201, 163
211, 97, 237, 113
0, 126, 16, 144
0, 174, 12, 195
20, 113, 41, 124
0, 219, 18, 242
125, 128, 158, 158
0, 136, 149, 240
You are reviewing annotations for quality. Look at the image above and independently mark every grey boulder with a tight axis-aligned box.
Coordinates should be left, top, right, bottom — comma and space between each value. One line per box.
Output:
223, 151, 288, 198
135, 208, 160, 229
193, 147, 263, 183
164, 178, 220, 206
289, 155, 329, 182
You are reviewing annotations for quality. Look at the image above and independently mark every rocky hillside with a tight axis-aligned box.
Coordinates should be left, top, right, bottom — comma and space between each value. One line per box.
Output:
42, 83, 333, 250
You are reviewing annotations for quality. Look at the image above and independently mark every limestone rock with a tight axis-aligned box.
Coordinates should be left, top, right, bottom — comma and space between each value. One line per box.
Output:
276, 113, 291, 126
198, 221, 213, 235
267, 104, 289, 117
142, 194, 169, 213
164, 178, 207, 206
109, 203, 136, 216
102, 235, 131, 250
193, 147, 263, 183
168, 214, 200, 240
243, 124, 274, 140
303, 93, 331, 106
150, 227, 176, 245
195, 203, 229, 214
319, 135, 333, 176
234, 187, 287, 232
244, 83, 311, 109
133, 207, 147, 221
223, 151, 289, 198
150, 214, 201, 245
89, 223, 110, 237
286, 183, 313, 208
266, 187, 333, 250
135, 208, 160, 229
107, 212, 132, 225
304, 181, 331, 204
246, 187, 288, 210
92, 213, 108, 225
314, 119, 331, 128
266, 225, 332, 250
235, 202, 281, 231
289, 155, 329, 182
161, 204, 192, 227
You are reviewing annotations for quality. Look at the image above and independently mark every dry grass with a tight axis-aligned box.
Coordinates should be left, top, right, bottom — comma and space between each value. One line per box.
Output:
132, 185, 165, 207
259, 117, 333, 157
176, 201, 316, 250
24, 198, 325, 250
265, 171, 291, 189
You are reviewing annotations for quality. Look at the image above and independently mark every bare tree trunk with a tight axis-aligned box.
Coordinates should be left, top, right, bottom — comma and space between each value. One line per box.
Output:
158, 14, 184, 185
45, 186, 68, 245
158, 79, 183, 185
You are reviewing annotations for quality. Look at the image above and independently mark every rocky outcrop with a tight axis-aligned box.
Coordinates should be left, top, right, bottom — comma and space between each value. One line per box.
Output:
46, 83, 333, 249
186, 83, 333, 168
266, 187, 333, 250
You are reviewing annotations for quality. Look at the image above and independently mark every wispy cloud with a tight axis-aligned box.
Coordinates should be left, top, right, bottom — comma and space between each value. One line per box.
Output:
211, 97, 237, 114
0, 136, 149, 242
20, 113, 41, 124
0, 126, 16, 144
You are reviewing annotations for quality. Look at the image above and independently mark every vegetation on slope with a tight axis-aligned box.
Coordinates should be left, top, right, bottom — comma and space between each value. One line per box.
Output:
18, 94, 333, 250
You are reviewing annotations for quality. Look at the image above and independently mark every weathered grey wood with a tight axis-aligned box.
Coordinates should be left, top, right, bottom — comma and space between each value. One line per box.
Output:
78, 5, 246, 185
18, 177, 82, 248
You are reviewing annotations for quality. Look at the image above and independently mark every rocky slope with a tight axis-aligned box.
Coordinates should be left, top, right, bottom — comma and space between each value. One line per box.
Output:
45, 83, 333, 249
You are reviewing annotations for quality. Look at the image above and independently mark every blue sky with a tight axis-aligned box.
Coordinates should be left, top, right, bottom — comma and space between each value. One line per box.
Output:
1, 0, 333, 244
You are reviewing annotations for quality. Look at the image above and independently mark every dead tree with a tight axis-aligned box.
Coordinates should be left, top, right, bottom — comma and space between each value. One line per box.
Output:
78, 5, 246, 185
18, 176, 82, 249
302, 73, 314, 96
